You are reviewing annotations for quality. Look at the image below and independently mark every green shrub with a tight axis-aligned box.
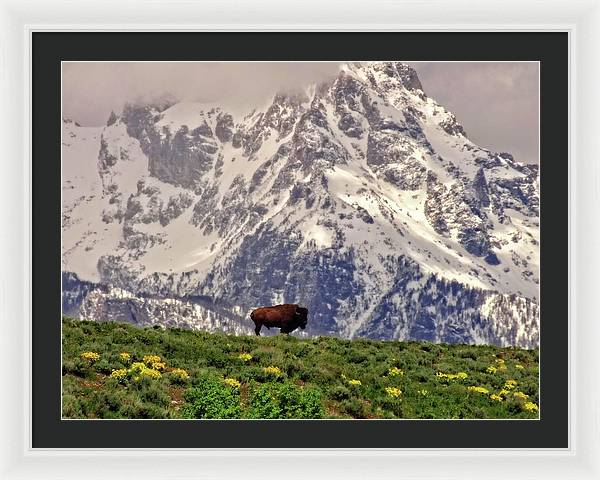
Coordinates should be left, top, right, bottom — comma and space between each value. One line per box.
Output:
202, 346, 229, 368
330, 385, 351, 401
131, 377, 171, 407
339, 398, 367, 418
247, 382, 324, 419
62, 394, 83, 417
94, 358, 113, 375
181, 376, 241, 419
377, 395, 404, 417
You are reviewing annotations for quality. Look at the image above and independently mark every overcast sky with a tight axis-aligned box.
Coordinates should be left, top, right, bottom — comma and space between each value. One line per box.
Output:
62, 61, 539, 164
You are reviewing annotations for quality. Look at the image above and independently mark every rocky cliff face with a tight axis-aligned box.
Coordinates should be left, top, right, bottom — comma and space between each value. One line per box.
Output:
61, 62, 540, 347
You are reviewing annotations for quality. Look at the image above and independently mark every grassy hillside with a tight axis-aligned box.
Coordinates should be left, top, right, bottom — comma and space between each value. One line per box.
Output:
62, 317, 539, 419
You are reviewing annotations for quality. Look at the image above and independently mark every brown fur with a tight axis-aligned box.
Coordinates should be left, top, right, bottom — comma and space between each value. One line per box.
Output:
250, 304, 308, 336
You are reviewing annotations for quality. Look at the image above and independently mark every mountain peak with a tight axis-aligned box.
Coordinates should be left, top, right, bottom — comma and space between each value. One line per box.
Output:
342, 61, 424, 93
271, 90, 311, 108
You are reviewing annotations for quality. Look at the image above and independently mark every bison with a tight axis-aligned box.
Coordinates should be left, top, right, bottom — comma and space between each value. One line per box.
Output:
250, 304, 308, 336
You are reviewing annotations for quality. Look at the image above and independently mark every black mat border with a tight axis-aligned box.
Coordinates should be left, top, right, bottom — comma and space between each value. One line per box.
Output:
33, 32, 568, 448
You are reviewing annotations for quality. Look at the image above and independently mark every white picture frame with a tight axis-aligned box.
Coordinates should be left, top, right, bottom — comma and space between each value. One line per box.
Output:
1, 0, 597, 478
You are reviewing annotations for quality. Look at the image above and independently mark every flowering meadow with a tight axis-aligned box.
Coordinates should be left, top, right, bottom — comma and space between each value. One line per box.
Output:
62, 317, 539, 419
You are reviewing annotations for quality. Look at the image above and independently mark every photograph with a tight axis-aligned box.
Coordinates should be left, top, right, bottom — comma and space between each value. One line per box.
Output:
61, 60, 540, 420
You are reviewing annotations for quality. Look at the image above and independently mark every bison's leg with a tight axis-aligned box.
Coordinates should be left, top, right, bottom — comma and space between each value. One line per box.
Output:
254, 323, 262, 336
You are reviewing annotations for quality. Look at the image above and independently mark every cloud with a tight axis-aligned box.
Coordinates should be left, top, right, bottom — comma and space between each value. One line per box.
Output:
62, 62, 341, 124
62, 61, 539, 164
407, 62, 539, 164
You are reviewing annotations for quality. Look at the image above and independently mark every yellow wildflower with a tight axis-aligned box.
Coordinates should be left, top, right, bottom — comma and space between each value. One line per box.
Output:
499, 389, 511, 397
170, 368, 189, 380
119, 352, 131, 362
80, 351, 100, 362
385, 387, 402, 398
512, 391, 529, 400
143, 355, 161, 365
223, 378, 241, 388
493, 358, 507, 369
263, 365, 282, 376
486, 365, 497, 374
490, 394, 503, 402
130, 362, 146, 373
504, 379, 518, 390
388, 367, 404, 377
139, 367, 161, 379
467, 386, 490, 395
523, 402, 539, 413
348, 379, 362, 386
515, 364, 525, 370
418, 389, 429, 396
152, 361, 166, 371
129, 361, 161, 380
436, 371, 467, 380
238, 353, 253, 362
109, 368, 128, 381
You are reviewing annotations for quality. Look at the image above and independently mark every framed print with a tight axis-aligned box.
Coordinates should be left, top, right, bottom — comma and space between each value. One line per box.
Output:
1, 0, 599, 478
34, 31, 565, 448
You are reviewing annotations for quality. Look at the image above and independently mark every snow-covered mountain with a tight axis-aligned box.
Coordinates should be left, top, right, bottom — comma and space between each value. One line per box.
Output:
62, 62, 540, 347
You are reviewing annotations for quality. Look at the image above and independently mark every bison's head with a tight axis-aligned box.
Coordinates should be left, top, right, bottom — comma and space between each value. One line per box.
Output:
295, 306, 308, 330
